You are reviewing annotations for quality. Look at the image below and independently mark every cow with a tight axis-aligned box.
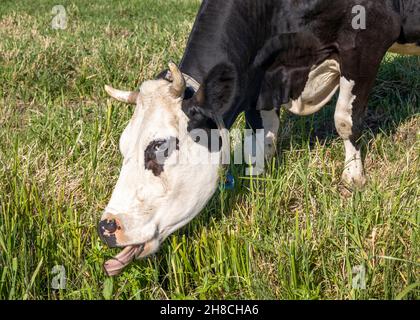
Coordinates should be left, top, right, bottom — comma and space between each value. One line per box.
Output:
98, 0, 420, 275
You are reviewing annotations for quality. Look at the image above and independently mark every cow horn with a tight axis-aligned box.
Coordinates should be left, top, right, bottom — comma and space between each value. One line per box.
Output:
105, 85, 139, 105
168, 62, 185, 98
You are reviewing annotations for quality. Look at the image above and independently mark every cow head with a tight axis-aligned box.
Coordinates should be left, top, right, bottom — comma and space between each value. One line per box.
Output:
99, 63, 236, 275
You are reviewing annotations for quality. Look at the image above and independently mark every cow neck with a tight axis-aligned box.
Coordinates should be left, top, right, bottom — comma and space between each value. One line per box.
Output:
182, 72, 230, 169
179, 0, 271, 129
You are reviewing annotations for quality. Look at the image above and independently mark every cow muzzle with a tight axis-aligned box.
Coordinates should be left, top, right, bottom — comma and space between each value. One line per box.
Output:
98, 216, 158, 276
98, 218, 121, 248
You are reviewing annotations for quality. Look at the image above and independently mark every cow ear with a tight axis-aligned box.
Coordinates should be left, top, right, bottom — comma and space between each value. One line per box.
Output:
182, 63, 237, 131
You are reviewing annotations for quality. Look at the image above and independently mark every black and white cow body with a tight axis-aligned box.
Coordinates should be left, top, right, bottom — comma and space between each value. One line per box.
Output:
100, 0, 419, 275
180, 0, 419, 121
176, 0, 419, 187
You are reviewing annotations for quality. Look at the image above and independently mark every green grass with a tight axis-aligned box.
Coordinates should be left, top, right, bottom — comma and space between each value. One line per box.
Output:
0, 0, 419, 300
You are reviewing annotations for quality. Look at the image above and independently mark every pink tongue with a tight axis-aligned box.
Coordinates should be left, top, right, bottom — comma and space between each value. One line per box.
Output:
104, 246, 138, 276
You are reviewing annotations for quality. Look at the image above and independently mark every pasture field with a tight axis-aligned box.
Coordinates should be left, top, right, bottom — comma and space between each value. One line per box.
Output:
0, 0, 419, 300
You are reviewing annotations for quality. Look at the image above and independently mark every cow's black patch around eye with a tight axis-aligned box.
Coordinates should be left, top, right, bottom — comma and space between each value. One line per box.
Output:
144, 137, 179, 177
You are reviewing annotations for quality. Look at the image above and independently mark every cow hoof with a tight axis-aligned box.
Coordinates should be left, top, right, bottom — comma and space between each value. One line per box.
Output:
264, 132, 278, 161
341, 170, 367, 191
264, 142, 277, 160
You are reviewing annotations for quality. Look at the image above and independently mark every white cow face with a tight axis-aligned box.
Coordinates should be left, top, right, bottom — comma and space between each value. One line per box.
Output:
98, 63, 236, 275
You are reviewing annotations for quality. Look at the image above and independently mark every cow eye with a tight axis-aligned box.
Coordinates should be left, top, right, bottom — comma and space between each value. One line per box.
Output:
144, 138, 179, 176
153, 140, 168, 152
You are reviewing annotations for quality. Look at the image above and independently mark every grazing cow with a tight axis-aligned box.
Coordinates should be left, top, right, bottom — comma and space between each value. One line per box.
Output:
99, 0, 420, 275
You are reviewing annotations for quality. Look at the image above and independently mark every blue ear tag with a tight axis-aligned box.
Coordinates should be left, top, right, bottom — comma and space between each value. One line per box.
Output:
220, 171, 235, 191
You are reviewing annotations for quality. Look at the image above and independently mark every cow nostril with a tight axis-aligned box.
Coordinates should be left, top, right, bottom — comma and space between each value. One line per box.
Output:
101, 219, 118, 234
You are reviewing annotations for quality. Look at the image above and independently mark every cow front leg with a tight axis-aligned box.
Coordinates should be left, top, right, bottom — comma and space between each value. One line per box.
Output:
261, 109, 280, 160
335, 77, 367, 189
336, 40, 395, 190
245, 108, 280, 160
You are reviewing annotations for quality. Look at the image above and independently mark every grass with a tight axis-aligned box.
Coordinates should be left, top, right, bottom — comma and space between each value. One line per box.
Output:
0, 0, 419, 300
